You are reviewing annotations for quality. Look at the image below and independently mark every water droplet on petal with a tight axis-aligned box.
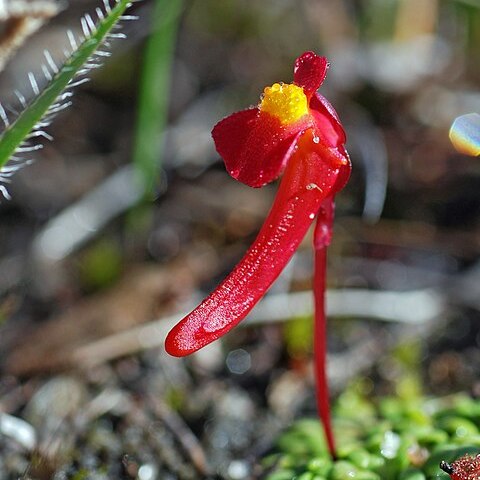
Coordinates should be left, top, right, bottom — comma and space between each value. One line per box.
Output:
313, 136, 320, 144
306, 183, 322, 192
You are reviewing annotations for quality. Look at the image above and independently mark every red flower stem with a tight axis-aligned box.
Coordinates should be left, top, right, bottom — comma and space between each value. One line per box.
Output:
313, 197, 336, 459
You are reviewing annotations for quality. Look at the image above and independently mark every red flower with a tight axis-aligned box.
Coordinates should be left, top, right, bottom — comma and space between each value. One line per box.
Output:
165, 51, 351, 457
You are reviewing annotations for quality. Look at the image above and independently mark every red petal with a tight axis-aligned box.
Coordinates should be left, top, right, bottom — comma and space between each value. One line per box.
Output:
309, 93, 347, 148
294, 51, 328, 97
165, 130, 341, 356
212, 108, 309, 187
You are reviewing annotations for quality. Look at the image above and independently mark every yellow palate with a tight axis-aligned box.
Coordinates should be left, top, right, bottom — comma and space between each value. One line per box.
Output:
259, 83, 308, 125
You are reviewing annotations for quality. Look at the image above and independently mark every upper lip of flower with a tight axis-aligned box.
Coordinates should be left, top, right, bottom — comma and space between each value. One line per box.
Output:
165, 51, 351, 357
210, 51, 348, 190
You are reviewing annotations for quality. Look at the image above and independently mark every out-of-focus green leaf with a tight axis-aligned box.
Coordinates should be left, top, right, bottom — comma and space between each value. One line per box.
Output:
132, 0, 183, 197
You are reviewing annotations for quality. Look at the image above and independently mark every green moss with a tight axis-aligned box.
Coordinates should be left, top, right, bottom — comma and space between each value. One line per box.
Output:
262, 391, 480, 479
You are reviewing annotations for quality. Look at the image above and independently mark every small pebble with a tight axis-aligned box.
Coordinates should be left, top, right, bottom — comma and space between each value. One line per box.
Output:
227, 459, 250, 479
0, 413, 36, 450
138, 463, 157, 480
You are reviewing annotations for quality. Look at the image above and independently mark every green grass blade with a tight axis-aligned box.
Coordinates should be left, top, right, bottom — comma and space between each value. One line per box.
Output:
132, 0, 183, 197
0, 0, 133, 172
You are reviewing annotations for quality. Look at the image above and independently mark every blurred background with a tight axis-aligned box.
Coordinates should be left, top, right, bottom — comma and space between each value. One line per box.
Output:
0, 0, 479, 478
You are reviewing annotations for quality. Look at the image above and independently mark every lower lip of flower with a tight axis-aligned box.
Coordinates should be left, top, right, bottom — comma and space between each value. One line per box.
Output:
165, 129, 343, 357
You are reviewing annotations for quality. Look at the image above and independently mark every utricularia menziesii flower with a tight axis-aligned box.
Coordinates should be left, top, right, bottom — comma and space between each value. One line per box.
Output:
165, 51, 351, 457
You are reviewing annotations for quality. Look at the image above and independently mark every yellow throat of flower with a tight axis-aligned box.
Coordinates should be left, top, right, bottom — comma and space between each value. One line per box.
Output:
259, 83, 308, 125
